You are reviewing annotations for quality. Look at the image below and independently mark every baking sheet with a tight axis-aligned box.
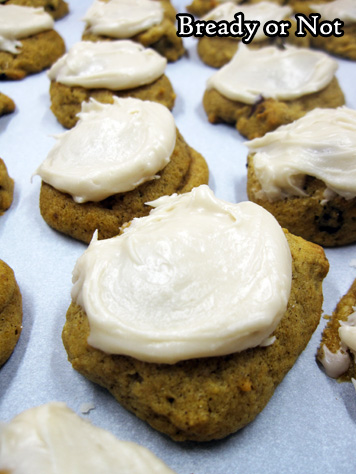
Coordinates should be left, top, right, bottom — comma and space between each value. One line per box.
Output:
1, 1, 356, 472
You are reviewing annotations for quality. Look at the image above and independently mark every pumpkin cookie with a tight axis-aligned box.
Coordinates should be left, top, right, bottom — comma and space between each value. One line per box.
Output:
0, 93, 15, 116
203, 44, 344, 139
0, 260, 22, 367
62, 186, 328, 441
0, 159, 14, 215
0, 402, 177, 473
4, 0, 69, 20
82, 0, 184, 62
196, 1, 293, 68
48, 40, 176, 128
0, 5, 65, 80
246, 107, 356, 247
37, 98, 209, 243
290, 0, 356, 60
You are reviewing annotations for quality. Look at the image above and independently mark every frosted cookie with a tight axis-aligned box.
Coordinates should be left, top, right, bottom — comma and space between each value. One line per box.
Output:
48, 40, 176, 129
82, 0, 184, 62
0, 158, 14, 215
0, 92, 15, 116
196, 1, 293, 68
0, 5, 65, 80
3, 0, 69, 20
187, 0, 285, 17
0, 402, 177, 473
290, 0, 356, 60
317, 279, 356, 381
203, 44, 344, 139
62, 185, 329, 442
0, 259, 22, 367
36, 97, 209, 243
246, 107, 356, 247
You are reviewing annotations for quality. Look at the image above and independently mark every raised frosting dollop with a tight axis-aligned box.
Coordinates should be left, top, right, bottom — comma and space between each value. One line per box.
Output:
0, 402, 176, 473
202, 1, 292, 42
318, 345, 350, 378
47, 40, 167, 89
71, 185, 292, 364
0, 5, 54, 54
310, 0, 356, 25
245, 107, 356, 202
206, 44, 337, 104
35, 98, 176, 203
83, 0, 164, 38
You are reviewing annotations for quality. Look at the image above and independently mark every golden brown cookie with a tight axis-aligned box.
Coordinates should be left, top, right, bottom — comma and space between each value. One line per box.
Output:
0, 260, 22, 367
62, 229, 328, 442
39, 130, 209, 243
0, 159, 14, 216
4, 0, 69, 20
290, 2, 356, 60
82, 1, 185, 62
247, 154, 356, 247
49, 74, 176, 129
0, 29, 65, 80
317, 279, 356, 380
0, 93, 15, 117
203, 76, 344, 139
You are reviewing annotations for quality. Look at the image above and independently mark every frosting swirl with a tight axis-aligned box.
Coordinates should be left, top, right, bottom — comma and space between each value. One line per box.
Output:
35, 98, 176, 203
246, 107, 356, 201
47, 40, 167, 89
206, 44, 338, 104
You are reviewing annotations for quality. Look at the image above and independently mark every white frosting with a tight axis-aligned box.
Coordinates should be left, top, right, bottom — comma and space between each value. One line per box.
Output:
35, 98, 176, 203
0, 402, 176, 474
71, 185, 292, 364
318, 345, 350, 378
206, 44, 337, 104
203, 1, 292, 42
310, 0, 356, 25
0, 5, 54, 54
83, 0, 164, 38
339, 310, 356, 353
245, 107, 356, 202
47, 40, 167, 89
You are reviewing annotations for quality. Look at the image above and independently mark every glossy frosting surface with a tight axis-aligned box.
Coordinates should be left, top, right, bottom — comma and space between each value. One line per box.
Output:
246, 107, 356, 201
0, 402, 176, 473
36, 98, 176, 203
71, 185, 292, 363
0, 5, 54, 53
310, 0, 356, 25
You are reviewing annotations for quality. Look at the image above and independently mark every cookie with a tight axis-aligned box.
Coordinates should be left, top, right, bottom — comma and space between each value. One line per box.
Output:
317, 279, 356, 381
4, 0, 69, 20
290, 0, 356, 60
48, 40, 176, 128
62, 186, 328, 442
0, 5, 65, 80
246, 107, 356, 247
37, 98, 209, 243
187, 0, 285, 17
196, 1, 293, 68
82, 0, 185, 62
203, 44, 344, 139
0, 92, 15, 116
0, 158, 14, 215
0, 260, 22, 367
0, 402, 177, 473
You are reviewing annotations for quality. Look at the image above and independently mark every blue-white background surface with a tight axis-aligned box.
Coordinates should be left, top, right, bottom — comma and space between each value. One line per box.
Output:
0, 1, 356, 472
